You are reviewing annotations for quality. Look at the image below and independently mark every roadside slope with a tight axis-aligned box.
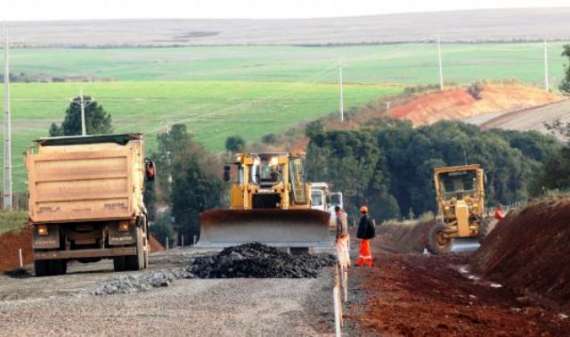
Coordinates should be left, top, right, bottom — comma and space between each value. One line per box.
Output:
387, 83, 560, 126
472, 197, 570, 310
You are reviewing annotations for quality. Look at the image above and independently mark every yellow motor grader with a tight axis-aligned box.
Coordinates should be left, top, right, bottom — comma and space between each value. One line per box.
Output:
428, 164, 487, 254
198, 152, 330, 250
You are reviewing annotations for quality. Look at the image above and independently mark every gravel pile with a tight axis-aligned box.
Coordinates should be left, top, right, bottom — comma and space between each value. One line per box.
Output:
93, 269, 192, 296
190, 242, 335, 278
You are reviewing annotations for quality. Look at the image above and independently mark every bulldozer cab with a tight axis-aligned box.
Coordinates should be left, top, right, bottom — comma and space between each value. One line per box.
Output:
199, 152, 330, 249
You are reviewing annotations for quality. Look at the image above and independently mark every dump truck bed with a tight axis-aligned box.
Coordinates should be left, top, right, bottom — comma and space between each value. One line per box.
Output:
26, 134, 145, 223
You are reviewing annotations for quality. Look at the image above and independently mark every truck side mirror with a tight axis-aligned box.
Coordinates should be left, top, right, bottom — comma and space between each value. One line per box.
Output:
145, 159, 156, 181
223, 165, 231, 182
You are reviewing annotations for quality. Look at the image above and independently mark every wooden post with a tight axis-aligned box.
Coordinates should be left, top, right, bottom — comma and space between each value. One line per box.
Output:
18, 248, 23, 268
333, 286, 342, 336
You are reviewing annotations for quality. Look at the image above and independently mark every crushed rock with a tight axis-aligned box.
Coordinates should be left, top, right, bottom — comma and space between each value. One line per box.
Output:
93, 269, 193, 296
189, 242, 335, 279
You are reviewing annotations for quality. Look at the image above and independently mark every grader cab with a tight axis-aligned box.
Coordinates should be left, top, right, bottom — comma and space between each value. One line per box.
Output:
428, 164, 487, 254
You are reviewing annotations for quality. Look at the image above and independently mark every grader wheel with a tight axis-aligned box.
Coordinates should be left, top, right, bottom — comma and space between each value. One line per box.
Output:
427, 222, 453, 255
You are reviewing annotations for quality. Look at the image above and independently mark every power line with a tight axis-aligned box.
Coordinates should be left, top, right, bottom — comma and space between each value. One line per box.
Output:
437, 36, 444, 91
544, 40, 550, 91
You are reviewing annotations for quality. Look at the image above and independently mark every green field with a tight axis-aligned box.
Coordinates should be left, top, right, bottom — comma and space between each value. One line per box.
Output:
10, 43, 568, 85
1, 42, 567, 192
0, 81, 400, 191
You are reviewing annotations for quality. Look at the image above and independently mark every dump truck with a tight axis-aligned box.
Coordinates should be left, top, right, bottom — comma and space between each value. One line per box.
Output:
428, 164, 486, 254
198, 152, 330, 250
26, 134, 155, 276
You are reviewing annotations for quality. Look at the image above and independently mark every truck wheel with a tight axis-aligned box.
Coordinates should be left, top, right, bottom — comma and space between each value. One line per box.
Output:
427, 223, 453, 255
53, 260, 67, 275
113, 257, 127, 272
125, 226, 145, 271
34, 260, 50, 277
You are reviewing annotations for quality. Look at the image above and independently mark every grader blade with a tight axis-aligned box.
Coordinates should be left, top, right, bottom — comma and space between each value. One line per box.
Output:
197, 209, 331, 249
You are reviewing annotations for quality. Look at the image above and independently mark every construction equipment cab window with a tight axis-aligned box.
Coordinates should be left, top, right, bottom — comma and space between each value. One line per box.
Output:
440, 171, 477, 198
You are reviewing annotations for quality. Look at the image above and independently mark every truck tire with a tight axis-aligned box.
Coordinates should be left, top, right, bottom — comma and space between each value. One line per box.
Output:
52, 260, 67, 275
34, 260, 67, 276
34, 260, 50, 277
125, 226, 146, 271
427, 222, 453, 255
113, 257, 127, 272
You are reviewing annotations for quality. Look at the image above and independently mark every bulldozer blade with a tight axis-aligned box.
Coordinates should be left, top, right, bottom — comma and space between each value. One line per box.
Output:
197, 209, 332, 249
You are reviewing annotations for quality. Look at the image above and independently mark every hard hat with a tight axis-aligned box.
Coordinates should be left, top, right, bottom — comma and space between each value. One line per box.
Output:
360, 206, 368, 213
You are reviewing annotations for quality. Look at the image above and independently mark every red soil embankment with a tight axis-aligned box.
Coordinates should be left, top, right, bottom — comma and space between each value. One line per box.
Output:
349, 235, 570, 337
389, 83, 560, 126
378, 219, 434, 253
0, 226, 33, 272
472, 198, 570, 310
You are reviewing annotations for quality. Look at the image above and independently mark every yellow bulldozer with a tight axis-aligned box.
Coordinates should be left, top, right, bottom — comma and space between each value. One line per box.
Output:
428, 164, 488, 254
198, 152, 330, 250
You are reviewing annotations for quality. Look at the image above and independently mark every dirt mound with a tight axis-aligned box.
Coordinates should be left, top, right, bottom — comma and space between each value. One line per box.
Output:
389, 83, 560, 126
148, 234, 165, 252
472, 198, 570, 309
190, 242, 335, 278
0, 226, 33, 272
378, 219, 434, 253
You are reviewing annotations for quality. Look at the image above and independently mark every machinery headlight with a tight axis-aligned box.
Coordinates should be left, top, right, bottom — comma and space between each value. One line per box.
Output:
37, 224, 48, 236
118, 222, 130, 232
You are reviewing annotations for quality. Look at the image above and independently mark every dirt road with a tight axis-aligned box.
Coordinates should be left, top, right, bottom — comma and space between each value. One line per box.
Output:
346, 236, 570, 337
0, 249, 335, 337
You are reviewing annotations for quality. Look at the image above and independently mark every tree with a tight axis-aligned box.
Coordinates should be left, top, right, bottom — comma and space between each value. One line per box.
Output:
225, 135, 245, 153
49, 95, 113, 136
306, 119, 558, 220
171, 157, 224, 241
152, 124, 225, 241
149, 212, 175, 246
143, 179, 157, 222
560, 45, 570, 94
261, 133, 278, 144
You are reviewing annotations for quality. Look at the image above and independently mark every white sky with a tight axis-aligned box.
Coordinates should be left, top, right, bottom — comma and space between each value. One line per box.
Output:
3, 0, 570, 21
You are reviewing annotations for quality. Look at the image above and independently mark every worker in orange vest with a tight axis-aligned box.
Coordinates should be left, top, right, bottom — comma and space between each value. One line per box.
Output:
355, 206, 376, 267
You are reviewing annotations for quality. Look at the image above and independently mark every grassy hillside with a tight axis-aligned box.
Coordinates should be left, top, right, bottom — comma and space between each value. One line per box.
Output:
0, 211, 28, 235
0, 81, 401, 191
10, 43, 567, 85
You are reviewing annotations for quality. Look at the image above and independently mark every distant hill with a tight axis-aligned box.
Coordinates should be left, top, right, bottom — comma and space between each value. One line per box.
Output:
7, 8, 570, 47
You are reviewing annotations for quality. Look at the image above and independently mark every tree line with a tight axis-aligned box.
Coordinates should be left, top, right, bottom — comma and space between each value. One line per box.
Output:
304, 119, 561, 221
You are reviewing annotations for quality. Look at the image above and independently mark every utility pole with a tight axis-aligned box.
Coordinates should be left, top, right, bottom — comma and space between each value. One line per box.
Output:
3, 25, 12, 209
338, 65, 344, 122
79, 88, 86, 136
544, 40, 550, 91
437, 36, 444, 91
